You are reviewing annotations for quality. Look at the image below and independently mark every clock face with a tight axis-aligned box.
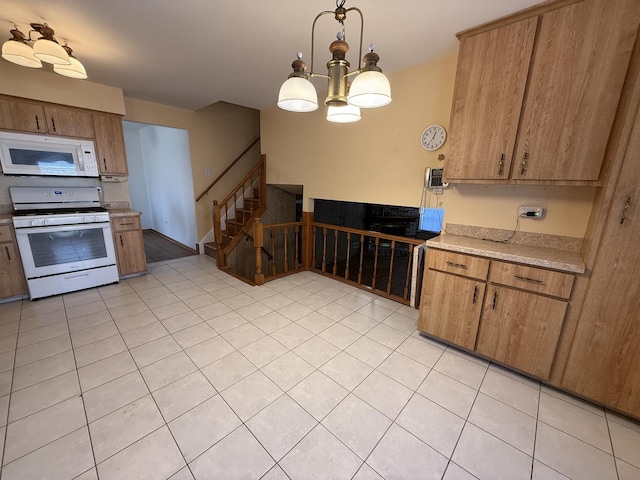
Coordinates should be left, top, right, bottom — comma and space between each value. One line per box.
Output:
421, 125, 446, 151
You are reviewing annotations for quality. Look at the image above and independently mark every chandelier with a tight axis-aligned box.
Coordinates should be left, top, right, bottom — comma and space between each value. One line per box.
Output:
277, 0, 391, 123
1, 23, 87, 79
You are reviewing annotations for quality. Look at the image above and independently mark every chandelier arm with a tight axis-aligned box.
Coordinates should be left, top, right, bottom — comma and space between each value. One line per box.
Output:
310, 10, 335, 75
344, 7, 364, 71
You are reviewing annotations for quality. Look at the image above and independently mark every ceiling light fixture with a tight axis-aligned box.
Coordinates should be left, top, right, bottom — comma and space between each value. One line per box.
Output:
1, 23, 87, 79
277, 0, 391, 122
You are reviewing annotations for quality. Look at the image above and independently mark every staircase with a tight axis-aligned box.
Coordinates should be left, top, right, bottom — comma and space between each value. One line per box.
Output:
204, 155, 267, 270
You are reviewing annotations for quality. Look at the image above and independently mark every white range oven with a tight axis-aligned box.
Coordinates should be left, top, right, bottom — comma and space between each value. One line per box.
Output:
10, 186, 119, 300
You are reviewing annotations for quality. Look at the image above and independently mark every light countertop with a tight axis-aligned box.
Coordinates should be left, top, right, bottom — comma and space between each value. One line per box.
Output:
426, 234, 585, 274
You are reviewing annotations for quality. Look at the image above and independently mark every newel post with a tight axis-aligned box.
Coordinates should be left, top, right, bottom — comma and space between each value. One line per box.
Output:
254, 218, 265, 285
301, 212, 313, 270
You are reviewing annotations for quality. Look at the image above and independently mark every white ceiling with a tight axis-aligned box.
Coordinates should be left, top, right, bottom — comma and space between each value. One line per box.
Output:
0, 0, 544, 111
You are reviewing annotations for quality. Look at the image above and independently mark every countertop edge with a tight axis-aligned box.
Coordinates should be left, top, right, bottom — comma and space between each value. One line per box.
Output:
108, 209, 141, 218
426, 236, 585, 274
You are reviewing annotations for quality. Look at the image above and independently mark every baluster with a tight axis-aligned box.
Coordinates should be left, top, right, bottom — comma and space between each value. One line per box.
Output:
311, 226, 317, 269
357, 234, 364, 285
333, 229, 339, 276
372, 237, 380, 290
254, 219, 264, 285
387, 240, 396, 294
283, 227, 289, 273
345, 232, 351, 280
294, 225, 300, 270
322, 227, 328, 272
271, 229, 276, 276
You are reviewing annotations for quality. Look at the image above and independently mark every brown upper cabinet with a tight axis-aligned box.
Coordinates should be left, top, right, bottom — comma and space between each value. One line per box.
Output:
0, 95, 94, 138
444, 0, 640, 184
92, 113, 128, 176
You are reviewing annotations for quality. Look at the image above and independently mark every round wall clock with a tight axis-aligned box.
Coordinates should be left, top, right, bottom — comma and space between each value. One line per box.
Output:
421, 125, 446, 151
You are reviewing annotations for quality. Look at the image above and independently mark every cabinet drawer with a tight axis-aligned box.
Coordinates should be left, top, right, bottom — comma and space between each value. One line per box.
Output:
111, 216, 141, 232
427, 249, 490, 280
489, 261, 574, 299
0, 225, 12, 242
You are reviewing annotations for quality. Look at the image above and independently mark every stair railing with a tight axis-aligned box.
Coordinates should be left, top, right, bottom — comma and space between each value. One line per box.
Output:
213, 155, 266, 268
195, 137, 260, 202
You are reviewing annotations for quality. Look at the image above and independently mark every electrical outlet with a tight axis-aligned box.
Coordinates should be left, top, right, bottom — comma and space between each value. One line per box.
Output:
519, 206, 546, 219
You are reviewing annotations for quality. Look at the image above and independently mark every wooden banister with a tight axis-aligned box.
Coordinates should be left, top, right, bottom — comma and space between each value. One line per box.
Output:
195, 137, 260, 202
218, 155, 265, 210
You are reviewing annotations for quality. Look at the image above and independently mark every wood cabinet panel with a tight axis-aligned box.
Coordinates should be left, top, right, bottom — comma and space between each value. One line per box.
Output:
427, 249, 490, 280
489, 261, 574, 299
112, 216, 141, 232
419, 270, 486, 351
562, 107, 640, 416
514, 0, 640, 181
42, 106, 94, 138
477, 285, 567, 379
0, 97, 46, 133
445, 17, 537, 180
0, 240, 26, 298
93, 114, 128, 175
114, 229, 146, 276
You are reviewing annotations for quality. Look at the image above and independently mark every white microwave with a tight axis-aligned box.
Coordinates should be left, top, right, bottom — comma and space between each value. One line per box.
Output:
0, 131, 98, 177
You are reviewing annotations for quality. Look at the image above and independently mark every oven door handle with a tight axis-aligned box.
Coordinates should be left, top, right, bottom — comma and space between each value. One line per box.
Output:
14, 222, 111, 236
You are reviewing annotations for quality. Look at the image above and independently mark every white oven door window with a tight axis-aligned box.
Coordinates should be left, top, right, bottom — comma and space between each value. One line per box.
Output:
15, 223, 116, 279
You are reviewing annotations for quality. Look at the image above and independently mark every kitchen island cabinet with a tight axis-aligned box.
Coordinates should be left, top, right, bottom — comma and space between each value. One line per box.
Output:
111, 213, 146, 276
444, 0, 640, 184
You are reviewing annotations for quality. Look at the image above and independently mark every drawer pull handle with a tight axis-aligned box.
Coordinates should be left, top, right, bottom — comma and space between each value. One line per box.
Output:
520, 152, 528, 175
472, 285, 478, 305
103, 158, 107, 170
51, 117, 56, 132
120, 222, 134, 226
446, 261, 468, 270
5, 246, 10, 261
515, 275, 544, 285
492, 291, 498, 310
35, 115, 40, 131
498, 153, 505, 176
120, 234, 124, 246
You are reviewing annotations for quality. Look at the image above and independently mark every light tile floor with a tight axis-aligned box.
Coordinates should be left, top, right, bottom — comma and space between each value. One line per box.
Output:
0, 255, 638, 479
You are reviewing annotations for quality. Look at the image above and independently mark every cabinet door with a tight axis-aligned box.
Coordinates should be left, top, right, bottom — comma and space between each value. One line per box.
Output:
94, 114, 128, 175
514, 0, 640, 180
562, 110, 640, 416
0, 242, 27, 298
43, 106, 95, 138
445, 18, 537, 180
0, 97, 46, 133
418, 270, 485, 350
477, 286, 567, 379
114, 230, 146, 276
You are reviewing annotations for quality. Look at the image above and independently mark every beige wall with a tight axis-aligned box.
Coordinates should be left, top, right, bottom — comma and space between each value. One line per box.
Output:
0, 61, 125, 114
124, 98, 261, 240
261, 54, 596, 238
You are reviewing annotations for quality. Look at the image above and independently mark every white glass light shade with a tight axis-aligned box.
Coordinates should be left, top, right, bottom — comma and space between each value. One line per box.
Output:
326, 104, 361, 123
32, 38, 70, 65
347, 71, 392, 108
277, 77, 318, 112
1, 40, 42, 68
53, 56, 87, 79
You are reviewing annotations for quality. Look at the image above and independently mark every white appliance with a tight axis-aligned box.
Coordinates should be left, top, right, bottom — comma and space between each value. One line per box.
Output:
11, 187, 119, 300
0, 131, 98, 177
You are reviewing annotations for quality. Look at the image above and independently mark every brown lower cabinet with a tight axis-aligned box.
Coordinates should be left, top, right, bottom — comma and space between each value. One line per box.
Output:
0, 225, 27, 298
111, 214, 146, 276
418, 249, 573, 381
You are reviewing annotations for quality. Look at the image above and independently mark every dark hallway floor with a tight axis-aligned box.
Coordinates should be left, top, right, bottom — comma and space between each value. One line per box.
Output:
142, 230, 195, 263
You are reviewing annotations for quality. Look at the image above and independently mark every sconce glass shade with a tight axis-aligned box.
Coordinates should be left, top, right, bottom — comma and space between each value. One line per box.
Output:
278, 77, 318, 112
1, 40, 42, 68
32, 38, 70, 65
347, 70, 392, 108
53, 56, 87, 79
326, 104, 361, 123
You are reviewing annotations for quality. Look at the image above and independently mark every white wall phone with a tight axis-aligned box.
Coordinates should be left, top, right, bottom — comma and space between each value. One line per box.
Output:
425, 167, 449, 189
